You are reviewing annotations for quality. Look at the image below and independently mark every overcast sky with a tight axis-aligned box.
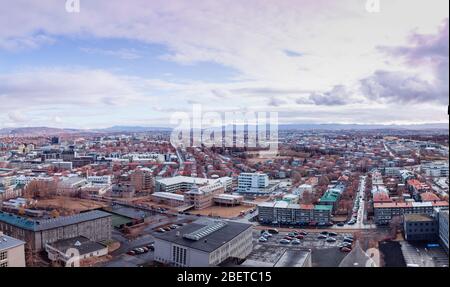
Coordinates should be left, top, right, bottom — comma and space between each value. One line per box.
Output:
0, 0, 448, 129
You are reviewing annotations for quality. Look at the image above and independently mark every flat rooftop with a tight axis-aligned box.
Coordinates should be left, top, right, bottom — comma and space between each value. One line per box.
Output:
153, 219, 252, 253
404, 214, 434, 222
241, 244, 311, 267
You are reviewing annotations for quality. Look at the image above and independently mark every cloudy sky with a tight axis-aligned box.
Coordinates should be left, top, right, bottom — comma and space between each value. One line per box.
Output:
0, 0, 448, 128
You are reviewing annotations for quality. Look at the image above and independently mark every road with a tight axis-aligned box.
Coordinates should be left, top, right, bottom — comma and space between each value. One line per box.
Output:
333, 175, 375, 230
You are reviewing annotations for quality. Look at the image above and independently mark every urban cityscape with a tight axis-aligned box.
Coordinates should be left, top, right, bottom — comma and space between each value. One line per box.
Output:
0, 0, 449, 270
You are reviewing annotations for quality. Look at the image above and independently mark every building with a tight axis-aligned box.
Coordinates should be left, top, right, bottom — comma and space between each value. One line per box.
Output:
0, 231, 26, 267
0, 210, 112, 252
373, 201, 449, 225
155, 176, 214, 193
403, 214, 437, 241
151, 192, 185, 207
45, 236, 108, 267
257, 201, 332, 225
111, 183, 135, 198
240, 245, 312, 267
437, 209, 449, 254
154, 219, 253, 267
57, 176, 88, 196
87, 176, 112, 185
130, 169, 153, 193
421, 162, 449, 178
237, 173, 269, 194
213, 194, 244, 206
184, 181, 225, 210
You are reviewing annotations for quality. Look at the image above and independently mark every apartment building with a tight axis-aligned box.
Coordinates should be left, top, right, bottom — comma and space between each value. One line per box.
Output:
154, 219, 253, 267
0, 232, 26, 267
374, 201, 449, 225
237, 173, 275, 195
130, 169, 154, 193
257, 201, 332, 225
184, 181, 225, 210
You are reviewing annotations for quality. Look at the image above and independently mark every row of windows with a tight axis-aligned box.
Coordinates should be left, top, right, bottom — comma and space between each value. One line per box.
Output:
172, 246, 187, 266
0, 251, 8, 261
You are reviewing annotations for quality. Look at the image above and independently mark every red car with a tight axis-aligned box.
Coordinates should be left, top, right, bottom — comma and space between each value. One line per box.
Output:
284, 236, 294, 241
340, 247, 352, 252
295, 235, 304, 240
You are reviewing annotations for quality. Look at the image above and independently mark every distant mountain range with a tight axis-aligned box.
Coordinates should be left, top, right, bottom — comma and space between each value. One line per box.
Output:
0, 123, 447, 136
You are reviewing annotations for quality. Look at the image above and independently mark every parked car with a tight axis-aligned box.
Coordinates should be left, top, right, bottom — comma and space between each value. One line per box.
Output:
260, 230, 267, 235
288, 232, 298, 237
262, 232, 272, 238
337, 222, 345, 227
291, 239, 301, 245
164, 227, 172, 231
299, 230, 308, 235
340, 247, 352, 252
295, 235, 304, 240
326, 237, 337, 242
259, 237, 268, 243
127, 250, 136, 256
317, 234, 327, 239
328, 232, 338, 236
320, 231, 328, 235
347, 221, 356, 225
284, 236, 294, 241
268, 228, 279, 234
157, 228, 165, 233
279, 239, 290, 244
147, 244, 155, 251
142, 247, 149, 252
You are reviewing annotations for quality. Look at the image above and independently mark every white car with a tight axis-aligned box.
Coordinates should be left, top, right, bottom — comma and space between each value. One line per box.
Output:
259, 237, 268, 242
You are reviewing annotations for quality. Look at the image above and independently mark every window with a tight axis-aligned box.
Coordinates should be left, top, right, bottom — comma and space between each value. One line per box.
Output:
0, 261, 8, 267
0, 251, 7, 261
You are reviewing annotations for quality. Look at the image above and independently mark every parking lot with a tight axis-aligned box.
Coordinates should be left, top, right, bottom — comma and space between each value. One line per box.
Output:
253, 230, 354, 249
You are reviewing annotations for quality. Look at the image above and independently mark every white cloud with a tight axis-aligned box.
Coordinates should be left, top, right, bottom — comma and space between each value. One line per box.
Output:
0, 0, 448, 126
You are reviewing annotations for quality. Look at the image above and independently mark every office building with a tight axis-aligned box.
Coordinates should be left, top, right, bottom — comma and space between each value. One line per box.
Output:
154, 219, 252, 267
403, 214, 437, 241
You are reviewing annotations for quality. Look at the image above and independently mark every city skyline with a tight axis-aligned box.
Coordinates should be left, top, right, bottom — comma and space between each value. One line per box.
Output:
0, 0, 449, 129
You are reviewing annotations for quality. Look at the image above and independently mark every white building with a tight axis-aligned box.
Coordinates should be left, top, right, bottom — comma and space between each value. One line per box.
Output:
87, 175, 112, 185
421, 162, 449, 178
237, 173, 269, 194
154, 219, 253, 267
0, 232, 26, 267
